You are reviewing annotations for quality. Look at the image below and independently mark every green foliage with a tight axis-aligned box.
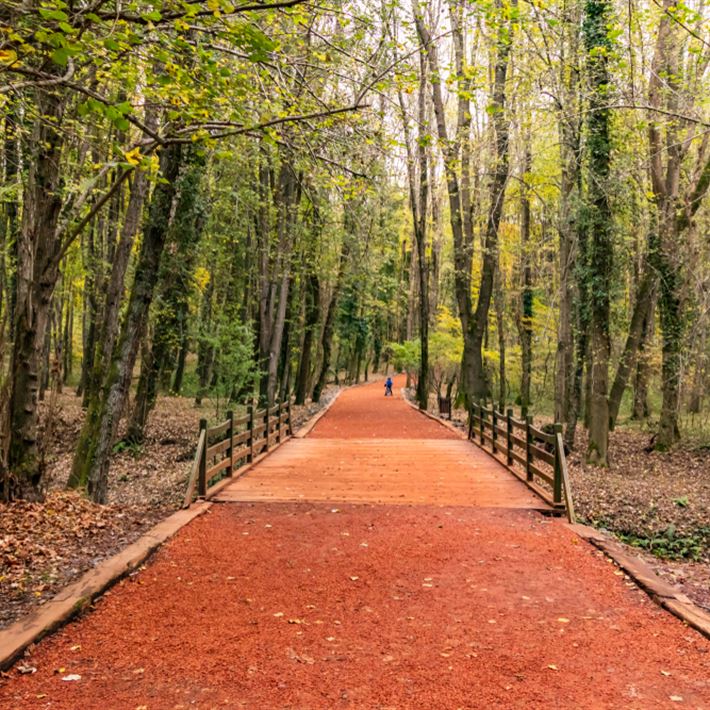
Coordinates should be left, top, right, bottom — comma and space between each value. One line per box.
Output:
198, 315, 257, 418
617, 526, 710, 561
429, 309, 462, 395
112, 439, 143, 458
387, 340, 420, 375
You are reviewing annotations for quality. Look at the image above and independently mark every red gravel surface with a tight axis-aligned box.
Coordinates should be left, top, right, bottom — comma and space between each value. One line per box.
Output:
2, 378, 709, 709
310, 375, 459, 439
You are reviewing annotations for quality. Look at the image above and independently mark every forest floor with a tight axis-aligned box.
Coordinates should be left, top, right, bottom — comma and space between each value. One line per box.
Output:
1, 378, 708, 708
428, 396, 710, 614
0, 387, 339, 630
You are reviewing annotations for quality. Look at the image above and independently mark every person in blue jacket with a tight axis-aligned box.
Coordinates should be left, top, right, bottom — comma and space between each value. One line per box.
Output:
384, 376, 393, 396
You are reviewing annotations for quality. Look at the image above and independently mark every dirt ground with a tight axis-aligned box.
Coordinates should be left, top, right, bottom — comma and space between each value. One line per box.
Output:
1, 378, 709, 709
0, 388, 338, 630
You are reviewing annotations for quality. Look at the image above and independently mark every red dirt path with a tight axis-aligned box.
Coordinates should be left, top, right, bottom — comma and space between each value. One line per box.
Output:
1, 380, 709, 709
309, 375, 459, 439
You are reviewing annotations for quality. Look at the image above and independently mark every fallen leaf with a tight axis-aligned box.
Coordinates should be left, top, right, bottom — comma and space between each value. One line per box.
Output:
548, 664, 558, 671
557, 618, 570, 623
62, 674, 81, 681
17, 665, 36, 675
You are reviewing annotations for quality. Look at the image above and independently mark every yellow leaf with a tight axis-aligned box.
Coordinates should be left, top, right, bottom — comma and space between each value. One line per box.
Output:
124, 147, 142, 166
0, 49, 17, 64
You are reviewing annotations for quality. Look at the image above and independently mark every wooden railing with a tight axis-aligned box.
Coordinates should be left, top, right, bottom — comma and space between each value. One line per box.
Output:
468, 402, 576, 521
183, 400, 292, 507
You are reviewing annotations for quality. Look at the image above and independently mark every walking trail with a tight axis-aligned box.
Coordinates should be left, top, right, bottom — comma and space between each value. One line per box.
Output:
1, 377, 709, 709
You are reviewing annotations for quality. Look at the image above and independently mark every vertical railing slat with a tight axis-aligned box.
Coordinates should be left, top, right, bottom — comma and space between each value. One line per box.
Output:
198, 418, 207, 497
506, 408, 513, 466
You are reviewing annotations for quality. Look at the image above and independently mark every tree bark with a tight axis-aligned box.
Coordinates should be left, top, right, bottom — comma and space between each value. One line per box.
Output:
312, 234, 350, 403
295, 273, 320, 405
518, 145, 533, 417
8, 86, 65, 499
126, 148, 205, 443
68, 144, 183, 502
608, 263, 656, 428
583, 0, 613, 465
555, 0, 582, 439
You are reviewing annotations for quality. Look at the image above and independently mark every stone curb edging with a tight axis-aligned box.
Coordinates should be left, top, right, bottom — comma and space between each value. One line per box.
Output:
568, 522, 710, 640
0, 502, 211, 671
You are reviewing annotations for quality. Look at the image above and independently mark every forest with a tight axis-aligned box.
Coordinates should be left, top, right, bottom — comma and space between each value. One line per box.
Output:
0, 0, 708, 515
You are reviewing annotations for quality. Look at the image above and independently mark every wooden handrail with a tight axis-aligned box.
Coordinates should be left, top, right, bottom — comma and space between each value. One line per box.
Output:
467, 402, 574, 515
184, 399, 293, 505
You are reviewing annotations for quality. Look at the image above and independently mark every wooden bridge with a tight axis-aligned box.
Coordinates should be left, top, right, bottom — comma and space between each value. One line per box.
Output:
189, 375, 573, 517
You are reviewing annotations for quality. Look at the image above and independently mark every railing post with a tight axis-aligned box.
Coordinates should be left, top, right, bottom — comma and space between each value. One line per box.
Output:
491, 408, 498, 454
198, 418, 207, 497
479, 400, 485, 446
265, 405, 270, 452
467, 404, 473, 440
553, 422, 563, 505
276, 401, 283, 444
226, 410, 234, 476
287, 397, 293, 435
525, 415, 533, 482
247, 405, 255, 463
506, 408, 513, 466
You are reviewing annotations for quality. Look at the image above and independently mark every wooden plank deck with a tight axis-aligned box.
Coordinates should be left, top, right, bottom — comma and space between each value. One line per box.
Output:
215, 437, 549, 509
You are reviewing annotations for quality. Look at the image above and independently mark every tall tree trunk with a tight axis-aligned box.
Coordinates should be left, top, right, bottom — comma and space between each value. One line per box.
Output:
631, 304, 653, 420
8, 86, 65, 499
2, 103, 20, 334
412, 0, 475, 403
398, 50, 430, 410
608, 261, 656, 428
68, 144, 183, 502
195, 276, 215, 406
495, 272, 506, 412
583, 0, 613, 465
644, 0, 707, 449
555, 11, 581, 427
312, 237, 350, 403
63, 291, 73, 383
655, 239, 683, 448
126, 148, 206, 443
295, 274, 320, 405
78, 219, 99, 406
467, 0, 512, 401
518, 145, 533, 417
414, 55, 430, 411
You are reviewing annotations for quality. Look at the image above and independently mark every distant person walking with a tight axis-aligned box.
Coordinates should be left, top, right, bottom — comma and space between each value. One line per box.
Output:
384, 376, 393, 397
